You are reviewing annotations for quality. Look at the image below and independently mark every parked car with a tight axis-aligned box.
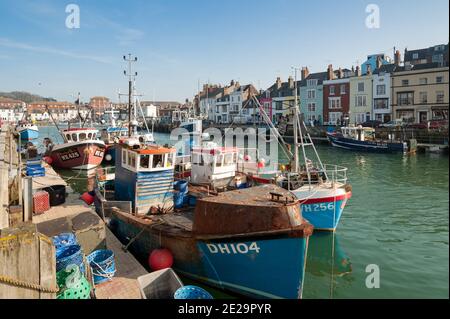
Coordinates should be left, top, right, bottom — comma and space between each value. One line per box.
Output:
428, 119, 449, 129
406, 122, 428, 129
361, 120, 382, 128
380, 119, 405, 128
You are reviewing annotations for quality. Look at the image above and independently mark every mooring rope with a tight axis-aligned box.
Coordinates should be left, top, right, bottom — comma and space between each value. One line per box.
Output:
0, 275, 59, 293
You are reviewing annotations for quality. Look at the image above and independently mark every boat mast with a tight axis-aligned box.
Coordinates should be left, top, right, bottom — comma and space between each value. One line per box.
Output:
124, 54, 138, 137
292, 67, 299, 173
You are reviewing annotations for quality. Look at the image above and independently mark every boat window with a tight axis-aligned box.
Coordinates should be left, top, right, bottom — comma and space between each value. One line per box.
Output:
122, 150, 127, 165
224, 153, 234, 165
130, 152, 136, 168
88, 133, 92, 139
152, 154, 163, 168
140, 155, 150, 168
232, 152, 237, 163
66, 134, 71, 141
72, 133, 78, 142
79, 133, 86, 141
216, 155, 223, 167
166, 153, 174, 167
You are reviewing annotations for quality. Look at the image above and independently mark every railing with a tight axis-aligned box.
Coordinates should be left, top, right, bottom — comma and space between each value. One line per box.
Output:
95, 166, 116, 198
321, 163, 348, 185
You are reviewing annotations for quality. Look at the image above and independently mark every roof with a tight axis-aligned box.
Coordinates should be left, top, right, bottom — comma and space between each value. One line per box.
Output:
404, 44, 448, 62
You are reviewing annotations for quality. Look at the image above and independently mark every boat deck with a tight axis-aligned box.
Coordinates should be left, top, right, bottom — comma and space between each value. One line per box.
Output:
94, 227, 148, 299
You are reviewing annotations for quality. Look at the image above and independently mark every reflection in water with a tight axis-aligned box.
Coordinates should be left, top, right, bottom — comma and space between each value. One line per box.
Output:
304, 232, 352, 299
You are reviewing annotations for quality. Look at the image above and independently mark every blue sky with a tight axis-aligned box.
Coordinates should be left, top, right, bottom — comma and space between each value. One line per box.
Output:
0, 0, 448, 103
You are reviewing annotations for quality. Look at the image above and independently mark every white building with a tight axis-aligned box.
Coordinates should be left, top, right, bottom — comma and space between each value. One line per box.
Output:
372, 67, 393, 123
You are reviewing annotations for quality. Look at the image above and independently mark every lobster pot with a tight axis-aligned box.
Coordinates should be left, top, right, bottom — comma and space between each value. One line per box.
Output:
86, 249, 116, 285
56, 265, 91, 299
33, 191, 50, 214
173, 180, 188, 194
53, 233, 78, 255
173, 191, 185, 208
56, 244, 85, 274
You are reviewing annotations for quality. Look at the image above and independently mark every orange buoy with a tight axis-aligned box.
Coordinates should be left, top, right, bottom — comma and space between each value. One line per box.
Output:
148, 248, 173, 271
43, 156, 53, 164
80, 192, 95, 205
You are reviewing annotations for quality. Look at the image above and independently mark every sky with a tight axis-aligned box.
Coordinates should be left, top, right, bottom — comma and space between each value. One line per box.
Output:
0, 0, 448, 103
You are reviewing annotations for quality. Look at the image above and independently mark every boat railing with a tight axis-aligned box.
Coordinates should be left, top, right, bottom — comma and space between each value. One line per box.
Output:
321, 163, 348, 185
236, 148, 280, 176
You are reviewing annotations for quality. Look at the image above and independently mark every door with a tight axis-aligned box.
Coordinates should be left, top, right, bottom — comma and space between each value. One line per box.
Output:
419, 111, 428, 123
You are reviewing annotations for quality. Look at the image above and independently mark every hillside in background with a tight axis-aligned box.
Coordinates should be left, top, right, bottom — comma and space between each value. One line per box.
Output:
0, 91, 57, 103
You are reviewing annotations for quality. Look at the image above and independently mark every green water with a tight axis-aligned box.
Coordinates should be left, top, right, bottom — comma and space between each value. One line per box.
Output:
33, 126, 449, 299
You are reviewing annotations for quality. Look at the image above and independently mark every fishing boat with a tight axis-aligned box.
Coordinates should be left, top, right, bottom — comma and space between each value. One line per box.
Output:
235, 80, 352, 231
44, 127, 105, 170
326, 126, 407, 153
16, 121, 39, 140
94, 136, 313, 299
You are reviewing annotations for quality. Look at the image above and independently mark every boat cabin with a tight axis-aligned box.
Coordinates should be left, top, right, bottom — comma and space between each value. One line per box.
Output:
101, 127, 129, 143
62, 128, 99, 143
114, 138, 176, 215
340, 126, 375, 142
190, 142, 238, 189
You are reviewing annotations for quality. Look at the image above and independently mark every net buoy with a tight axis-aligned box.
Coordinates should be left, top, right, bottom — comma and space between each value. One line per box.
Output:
105, 154, 112, 161
80, 192, 94, 205
148, 248, 173, 271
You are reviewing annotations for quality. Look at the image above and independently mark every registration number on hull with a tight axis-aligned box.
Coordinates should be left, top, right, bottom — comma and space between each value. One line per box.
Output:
94, 150, 104, 157
302, 202, 335, 213
60, 150, 80, 161
206, 242, 260, 254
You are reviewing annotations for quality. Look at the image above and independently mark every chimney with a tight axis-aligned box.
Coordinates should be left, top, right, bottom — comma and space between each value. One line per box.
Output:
355, 65, 361, 76
351, 65, 355, 73
288, 76, 294, 88
394, 50, 401, 66
301, 66, 310, 80
376, 56, 382, 70
338, 67, 343, 79
276, 77, 282, 89
327, 64, 334, 80
230, 79, 235, 87
367, 64, 372, 75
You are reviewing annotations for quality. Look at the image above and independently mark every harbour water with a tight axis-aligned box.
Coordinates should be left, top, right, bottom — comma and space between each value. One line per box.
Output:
33, 126, 449, 299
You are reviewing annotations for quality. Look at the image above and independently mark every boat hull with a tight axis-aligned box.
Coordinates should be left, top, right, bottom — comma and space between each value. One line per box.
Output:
109, 214, 310, 299
327, 133, 406, 153
19, 128, 39, 140
300, 192, 352, 231
49, 141, 105, 170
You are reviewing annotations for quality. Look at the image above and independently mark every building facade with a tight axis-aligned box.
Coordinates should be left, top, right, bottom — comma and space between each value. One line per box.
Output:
372, 65, 393, 123
392, 64, 449, 123
323, 65, 351, 125
300, 68, 327, 125
349, 73, 373, 124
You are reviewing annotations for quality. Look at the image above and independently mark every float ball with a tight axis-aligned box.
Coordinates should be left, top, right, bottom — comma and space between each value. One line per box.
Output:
80, 192, 95, 205
148, 248, 173, 271
105, 154, 112, 161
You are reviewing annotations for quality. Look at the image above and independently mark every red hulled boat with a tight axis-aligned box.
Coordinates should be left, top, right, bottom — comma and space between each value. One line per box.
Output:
45, 128, 105, 170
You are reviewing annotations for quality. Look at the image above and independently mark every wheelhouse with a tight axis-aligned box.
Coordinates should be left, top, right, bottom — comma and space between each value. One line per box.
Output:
340, 126, 375, 141
119, 141, 176, 173
62, 128, 99, 143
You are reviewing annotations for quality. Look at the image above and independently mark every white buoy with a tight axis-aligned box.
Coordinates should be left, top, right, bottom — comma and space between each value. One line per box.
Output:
105, 154, 112, 161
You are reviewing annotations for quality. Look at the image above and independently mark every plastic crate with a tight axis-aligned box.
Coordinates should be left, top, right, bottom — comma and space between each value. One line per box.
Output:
33, 191, 50, 214
27, 167, 45, 177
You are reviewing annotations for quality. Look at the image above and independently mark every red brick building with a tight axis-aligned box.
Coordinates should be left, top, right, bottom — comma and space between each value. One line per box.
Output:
323, 65, 351, 125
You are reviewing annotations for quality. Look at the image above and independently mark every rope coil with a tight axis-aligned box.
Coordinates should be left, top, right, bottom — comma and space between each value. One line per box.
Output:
0, 275, 59, 293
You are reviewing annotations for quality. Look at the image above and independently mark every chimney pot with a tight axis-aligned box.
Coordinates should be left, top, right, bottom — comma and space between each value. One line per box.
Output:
327, 64, 334, 80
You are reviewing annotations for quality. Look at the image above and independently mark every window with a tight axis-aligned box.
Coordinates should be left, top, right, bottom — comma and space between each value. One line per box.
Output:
355, 96, 367, 107
374, 99, 389, 110
215, 155, 223, 167
307, 89, 316, 99
237, 96, 240, 102
340, 84, 346, 94
419, 78, 428, 85
376, 84, 386, 95
329, 86, 335, 95
402, 80, 409, 86
329, 112, 342, 124
355, 113, 366, 124
72, 133, 78, 142
329, 97, 341, 109
307, 79, 318, 86
419, 92, 427, 103
152, 154, 163, 168
122, 150, 127, 165
275, 101, 283, 110
87, 133, 92, 139
224, 153, 234, 165
79, 133, 86, 141
129, 152, 136, 168
308, 103, 316, 112
397, 92, 414, 106
140, 155, 150, 168
436, 91, 444, 103
66, 134, 71, 141
412, 53, 419, 59
358, 82, 364, 92
436, 76, 443, 83
167, 153, 174, 167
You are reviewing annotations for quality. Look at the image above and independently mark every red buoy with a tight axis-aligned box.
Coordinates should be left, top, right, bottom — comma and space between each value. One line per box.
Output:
43, 156, 53, 164
80, 192, 95, 205
148, 248, 173, 271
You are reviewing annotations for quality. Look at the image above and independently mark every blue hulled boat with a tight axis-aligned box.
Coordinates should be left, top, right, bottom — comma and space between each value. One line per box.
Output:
95, 137, 313, 299
327, 126, 407, 153
16, 122, 39, 140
